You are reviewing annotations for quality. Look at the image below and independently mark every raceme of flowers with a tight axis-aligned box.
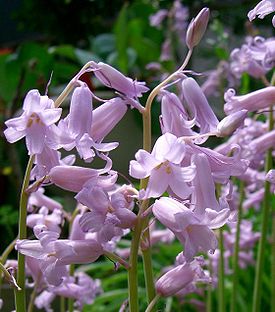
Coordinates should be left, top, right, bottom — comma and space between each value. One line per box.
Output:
1, 2, 275, 312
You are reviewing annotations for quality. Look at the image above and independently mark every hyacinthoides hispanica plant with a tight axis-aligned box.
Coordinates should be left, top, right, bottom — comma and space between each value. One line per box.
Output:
1, 2, 275, 311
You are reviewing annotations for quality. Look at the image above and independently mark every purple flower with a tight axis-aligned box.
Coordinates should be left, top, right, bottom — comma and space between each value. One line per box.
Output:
216, 110, 248, 137
49, 155, 117, 192
130, 133, 196, 199
186, 8, 210, 49
76, 185, 136, 242
191, 154, 230, 216
4, 90, 62, 155
182, 78, 219, 136
230, 44, 267, 78
248, 0, 275, 26
27, 187, 62, 212
48, 85, 118, 162
16, 225, 103, 286
149, 9, 168, 28
153, 197, 230, 260
90, 97, 127, 141
224, 86, 275, 114
156, 255, 209, 297
160, 91, 195, 138
91, 61, 149, 99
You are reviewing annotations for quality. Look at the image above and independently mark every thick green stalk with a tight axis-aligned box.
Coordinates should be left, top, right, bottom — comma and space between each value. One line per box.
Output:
252, 106, 273, 312
127, 212, 145, 312
218, 227, 225, 312
60, 296, 66, 312
141, 226, 156, 305
230, 181, 245, 312
15, 156, 34, 312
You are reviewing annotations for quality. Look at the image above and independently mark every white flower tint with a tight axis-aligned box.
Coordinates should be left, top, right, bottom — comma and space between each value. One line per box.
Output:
4, 90, 62, 155
130, 132, 195, 199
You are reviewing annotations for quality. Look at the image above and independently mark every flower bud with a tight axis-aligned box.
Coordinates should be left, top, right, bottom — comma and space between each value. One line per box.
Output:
90, 98, 127, 141
49, 166, 99, 192
216, 110, 248, 137
156, 263, 195, 297
186, 8, 210, 49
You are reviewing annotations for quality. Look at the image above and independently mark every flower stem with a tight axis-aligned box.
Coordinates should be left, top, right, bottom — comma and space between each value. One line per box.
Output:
104, 251, 130, 269
15, 156, 34, 312
127, 49, 193, 312
230, 180, 245, 312
145, 294, 160, 312
252, 106, 274, 312
127, 213, 144, 312
206, 259, 212, 312
218, 227, 225, 312
141, 226, 156, 305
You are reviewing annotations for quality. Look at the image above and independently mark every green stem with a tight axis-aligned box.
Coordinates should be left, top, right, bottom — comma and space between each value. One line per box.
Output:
104, 251, 130, 269
230, 181, 245, 312
252, 106, 274, 312
206, 259, 212, 312
68, 265, 75, 312
127, 214, 144, 312
60, 296, 66, 312
218, 227, 225, 312
141, 227, 156, 305
15, 156, 34, 312
127, 49, 193, 312
27, 276, 40, 312
145, 294, 160, 312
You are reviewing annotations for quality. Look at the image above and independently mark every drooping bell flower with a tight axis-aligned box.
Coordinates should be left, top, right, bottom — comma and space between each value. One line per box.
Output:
185, 142, 249, 184
130, 132, 196, 199
49, 155, 117, 192
191, 154, 229, 217
160, 91, 195, 137
156, 254, 210, 297
248, 0, 275, 27
16, 225, 104, 286
181, 78, 219, 135
48, 84, 118, 162
27, 187, 62, 212
224, 86, 275, 114
4, 90, 62, 155
90, 97, 127, 141
91, 61, 149, 99
152, 197, 230, 260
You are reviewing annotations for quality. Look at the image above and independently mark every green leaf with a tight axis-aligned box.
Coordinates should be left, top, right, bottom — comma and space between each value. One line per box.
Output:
75, 48, 101, 65
92, 34, 116, 58
114, 4, 128, 73
48, 45, 77, 60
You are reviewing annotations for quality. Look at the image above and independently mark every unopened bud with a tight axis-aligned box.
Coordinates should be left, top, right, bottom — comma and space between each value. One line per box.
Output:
186, 8, 210, 49
216, 110, 248, 137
